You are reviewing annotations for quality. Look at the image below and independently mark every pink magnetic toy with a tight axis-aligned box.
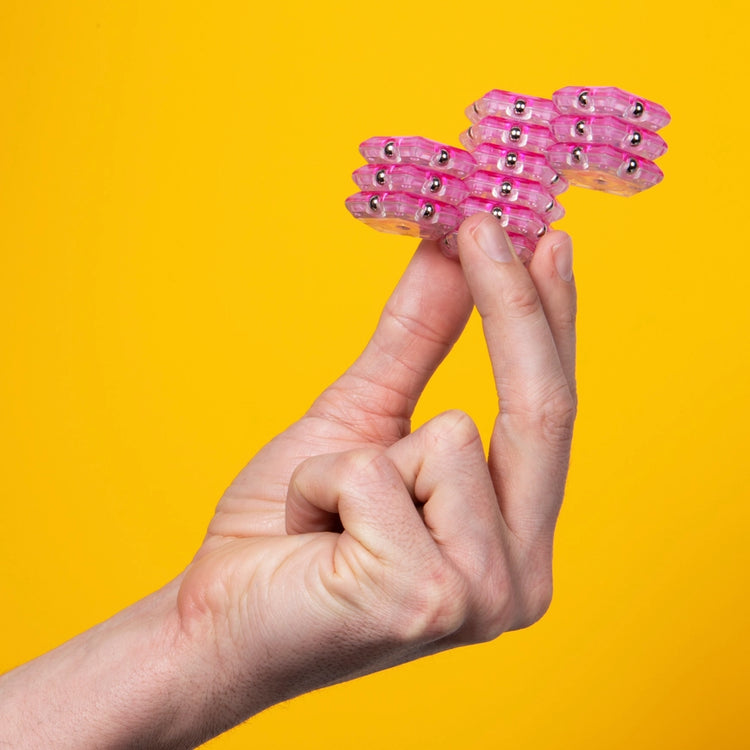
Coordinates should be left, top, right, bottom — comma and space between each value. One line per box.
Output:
470, 142, 568, 196
456, 197, 548, 240
551, 115, 668, 161
352, 164, 469, 206
460, 116, 556, 155
463, 171, 565, 222
552, 86, 671, 131
466, 90, 559, 127
545, 143, 664, 197
359, 136, 477, 179
345, 191, 461, 240
346, 85, 669, 257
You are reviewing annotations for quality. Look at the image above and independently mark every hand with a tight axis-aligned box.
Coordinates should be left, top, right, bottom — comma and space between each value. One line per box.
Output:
177, 213, 577, 739
0, 214, 576, 749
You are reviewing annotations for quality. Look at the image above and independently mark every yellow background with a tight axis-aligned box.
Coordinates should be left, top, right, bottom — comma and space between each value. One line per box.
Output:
1, 1, 748, 747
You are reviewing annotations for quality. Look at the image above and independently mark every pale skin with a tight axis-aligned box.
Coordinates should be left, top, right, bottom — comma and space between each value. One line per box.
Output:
0, 213, 577, 749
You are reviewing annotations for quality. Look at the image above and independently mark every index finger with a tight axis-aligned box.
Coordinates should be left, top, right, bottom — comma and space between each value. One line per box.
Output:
457, 214, 577, 546
307, 240, 473, 444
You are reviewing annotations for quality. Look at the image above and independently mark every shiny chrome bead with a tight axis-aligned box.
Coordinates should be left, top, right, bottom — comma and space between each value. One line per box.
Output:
505, 152, 518, 167
514, 99, 526, 114
429, 176, 441, 193
509, 126, 522, 141
384, 141, 395, 158
375, 169, 386, 185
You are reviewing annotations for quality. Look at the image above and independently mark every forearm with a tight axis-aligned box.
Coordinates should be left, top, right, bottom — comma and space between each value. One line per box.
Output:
0, 578, 225, 750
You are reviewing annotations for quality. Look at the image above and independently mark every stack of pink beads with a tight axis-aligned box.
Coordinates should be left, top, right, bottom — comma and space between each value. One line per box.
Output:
547, 87, 670, 197
345, 86, 669, 262
345, 136, 476, 245
449, 90, 566, 261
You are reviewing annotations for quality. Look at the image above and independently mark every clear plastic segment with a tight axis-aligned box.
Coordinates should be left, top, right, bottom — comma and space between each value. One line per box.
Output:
459, 116, 556, 155
469, 142, 568, 196
551, 115, 668, 160
546, 143, 664, 196
345, 191, 461, 239
359, 136, 477, 178
456, 197, 548, 240
552, 86, 671, 131
463, 171, 565, 222
466, 90, 559, 126
351, 164, 469, 205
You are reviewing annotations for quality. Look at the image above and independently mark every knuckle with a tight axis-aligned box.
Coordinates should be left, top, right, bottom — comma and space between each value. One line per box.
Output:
501, 381, 577, 446
337, 447, 391, 488
516, 571, 554, 629
452, 547, 517, 645
539, 388, 577, 445
395, 562, 468, 644
474, 575, 515, 643
502, 279, 542, 320
385, 305, 447, 348
554, 301, 577, 335
426, 409, 482, 452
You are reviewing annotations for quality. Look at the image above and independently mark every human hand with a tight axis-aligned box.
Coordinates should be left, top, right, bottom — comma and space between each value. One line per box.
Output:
176, 213, 577, 741
0, 214, 576, 749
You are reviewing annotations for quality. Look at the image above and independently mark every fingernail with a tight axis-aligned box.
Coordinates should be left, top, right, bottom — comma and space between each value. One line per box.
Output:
471, 215, 515, 263
553, 235, 573, 282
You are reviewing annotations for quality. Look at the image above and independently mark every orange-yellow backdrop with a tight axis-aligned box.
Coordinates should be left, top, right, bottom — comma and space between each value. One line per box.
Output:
2, 1, 748, 747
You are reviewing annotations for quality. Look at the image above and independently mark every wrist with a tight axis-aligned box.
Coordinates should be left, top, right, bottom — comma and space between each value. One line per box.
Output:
0, 577, 235, 749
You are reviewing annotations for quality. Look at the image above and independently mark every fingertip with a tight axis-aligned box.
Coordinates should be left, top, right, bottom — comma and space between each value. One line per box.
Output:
457, 213, 518, 266
457, 212, 491, 247
530, 230, 574, 284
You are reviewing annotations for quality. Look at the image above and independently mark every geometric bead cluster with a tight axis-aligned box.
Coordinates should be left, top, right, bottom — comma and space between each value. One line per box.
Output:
345, 86, 670, 262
